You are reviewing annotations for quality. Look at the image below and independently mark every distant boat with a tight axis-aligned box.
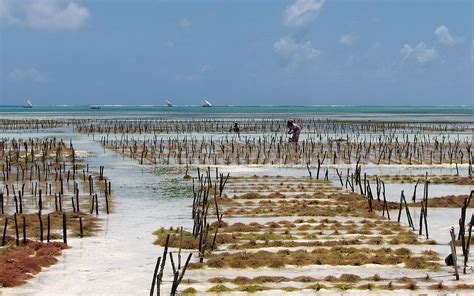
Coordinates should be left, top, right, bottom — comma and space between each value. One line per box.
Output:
165, 100, 173, 107
24, 100, 33, 108
203, 100, 212, 107
90, 105, 101, 110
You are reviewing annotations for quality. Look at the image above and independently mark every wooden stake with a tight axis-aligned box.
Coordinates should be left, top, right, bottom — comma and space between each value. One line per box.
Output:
62, 212, 67, 244
1, 217, 7, 246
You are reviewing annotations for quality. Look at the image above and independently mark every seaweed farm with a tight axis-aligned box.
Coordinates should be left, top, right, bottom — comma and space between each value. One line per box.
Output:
0, 113, 473, 295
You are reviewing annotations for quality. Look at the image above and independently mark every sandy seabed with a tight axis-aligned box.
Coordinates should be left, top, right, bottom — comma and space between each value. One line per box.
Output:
0, 118, 473, 295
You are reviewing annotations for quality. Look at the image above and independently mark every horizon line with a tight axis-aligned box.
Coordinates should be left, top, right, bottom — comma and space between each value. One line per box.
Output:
0, 104, 472, 108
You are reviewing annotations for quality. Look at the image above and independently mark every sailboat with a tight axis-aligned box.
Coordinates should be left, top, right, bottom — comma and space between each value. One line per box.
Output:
165, 100, 173, 107
203, 100, 212, 107
24, 100, 33, 108
90, 105, 101, 109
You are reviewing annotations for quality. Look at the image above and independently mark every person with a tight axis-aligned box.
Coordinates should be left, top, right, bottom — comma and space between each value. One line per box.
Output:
287, 119, 301, 142
232, 122, 240, 133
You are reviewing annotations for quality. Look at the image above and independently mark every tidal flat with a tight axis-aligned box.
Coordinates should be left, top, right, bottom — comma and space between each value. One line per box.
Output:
0, 112, 472, 295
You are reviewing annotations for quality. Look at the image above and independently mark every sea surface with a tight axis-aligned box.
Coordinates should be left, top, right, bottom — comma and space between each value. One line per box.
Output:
0, 105, 472, 121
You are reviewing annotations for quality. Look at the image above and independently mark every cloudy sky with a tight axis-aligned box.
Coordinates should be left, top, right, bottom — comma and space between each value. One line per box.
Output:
0, 0, 472, 105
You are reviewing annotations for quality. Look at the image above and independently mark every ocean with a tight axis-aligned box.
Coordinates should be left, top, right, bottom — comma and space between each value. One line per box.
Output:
0, 105, 472, 122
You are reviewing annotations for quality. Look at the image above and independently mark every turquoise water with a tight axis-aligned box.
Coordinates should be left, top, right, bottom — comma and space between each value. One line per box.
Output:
0, 105, 472, 123
0, 105, 472, 113
0, 105, 474, 114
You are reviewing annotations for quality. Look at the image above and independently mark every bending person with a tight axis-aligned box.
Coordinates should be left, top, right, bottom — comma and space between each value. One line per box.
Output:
287, 119, 301, 142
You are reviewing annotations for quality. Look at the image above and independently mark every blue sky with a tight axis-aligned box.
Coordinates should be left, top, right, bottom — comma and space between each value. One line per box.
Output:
0, 0, 472, 105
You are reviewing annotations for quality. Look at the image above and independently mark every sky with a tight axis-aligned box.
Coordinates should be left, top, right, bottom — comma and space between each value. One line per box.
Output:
0, 0, 472, 106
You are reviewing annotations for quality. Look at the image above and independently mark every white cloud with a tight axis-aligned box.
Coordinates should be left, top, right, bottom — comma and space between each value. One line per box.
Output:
400, 42, 438, 64
0, 0, 22, 25
8, 68, 47, 82
414, 42, 437, 63
25, 0, 89, 30
274, 36, 320, 68
400, 42, 437, 64
400, 44, 413, 60
0, 0, 89, 30
179, 18, 191, 32
434, 25, 456, 46
399, 26, 462, 66
339, 33, 359, 46
283, 0, 324, 27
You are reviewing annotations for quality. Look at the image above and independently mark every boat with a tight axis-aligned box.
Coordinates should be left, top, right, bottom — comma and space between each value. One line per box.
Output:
90, 105, 101, 110
24, 100, 33, 108
203, 100, 212, 107
165, 100, 173, 107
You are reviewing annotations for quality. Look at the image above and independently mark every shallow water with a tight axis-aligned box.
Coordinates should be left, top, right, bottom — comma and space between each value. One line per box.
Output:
3, 133, 193, 295
1, 105, 473, 122
1, 118, 472, 295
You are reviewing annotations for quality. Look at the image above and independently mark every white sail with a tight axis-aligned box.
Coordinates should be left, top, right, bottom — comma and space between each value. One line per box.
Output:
165, 100, 173, 107
24, 100, 33, 108
203, 100, 212, 107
